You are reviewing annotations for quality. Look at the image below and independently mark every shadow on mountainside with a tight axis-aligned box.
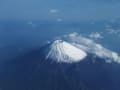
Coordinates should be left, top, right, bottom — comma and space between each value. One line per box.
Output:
0, 46, 120, 90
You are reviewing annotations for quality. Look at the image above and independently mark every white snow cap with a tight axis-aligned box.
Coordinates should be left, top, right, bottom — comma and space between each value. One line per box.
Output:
46, 40, 87, 63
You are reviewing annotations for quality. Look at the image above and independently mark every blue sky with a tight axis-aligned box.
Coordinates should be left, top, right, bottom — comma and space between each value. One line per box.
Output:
0, 0, 120, 21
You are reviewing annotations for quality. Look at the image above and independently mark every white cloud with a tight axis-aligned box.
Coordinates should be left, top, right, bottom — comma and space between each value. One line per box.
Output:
106, 28, 120, 34
64, 32, 120, 63
68, 32, 79, 37
49, 9, 58, 13
27, 21, 36, 27
46, 41, 51, 44
57, 18, 62, 22
89, 32, 103, 39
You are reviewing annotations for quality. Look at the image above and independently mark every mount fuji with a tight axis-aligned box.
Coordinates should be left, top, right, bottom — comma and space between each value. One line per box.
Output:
0, 40, 119, 90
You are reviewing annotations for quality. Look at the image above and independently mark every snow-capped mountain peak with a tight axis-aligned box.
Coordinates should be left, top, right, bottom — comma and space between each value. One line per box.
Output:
46, 40, 87, 63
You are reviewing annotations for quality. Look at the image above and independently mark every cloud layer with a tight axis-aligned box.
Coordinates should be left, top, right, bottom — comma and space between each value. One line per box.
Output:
89, 32, 103, 39
64, 32, 120, 63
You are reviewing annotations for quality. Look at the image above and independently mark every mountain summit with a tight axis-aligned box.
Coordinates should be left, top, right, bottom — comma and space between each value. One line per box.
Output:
45, 40, 87, 63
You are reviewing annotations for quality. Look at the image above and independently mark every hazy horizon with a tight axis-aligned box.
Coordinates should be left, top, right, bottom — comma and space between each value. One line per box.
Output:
0, 0, 120, 21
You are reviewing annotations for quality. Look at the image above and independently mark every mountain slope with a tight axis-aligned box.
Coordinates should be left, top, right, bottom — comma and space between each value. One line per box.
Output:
0, 40, 119, 90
